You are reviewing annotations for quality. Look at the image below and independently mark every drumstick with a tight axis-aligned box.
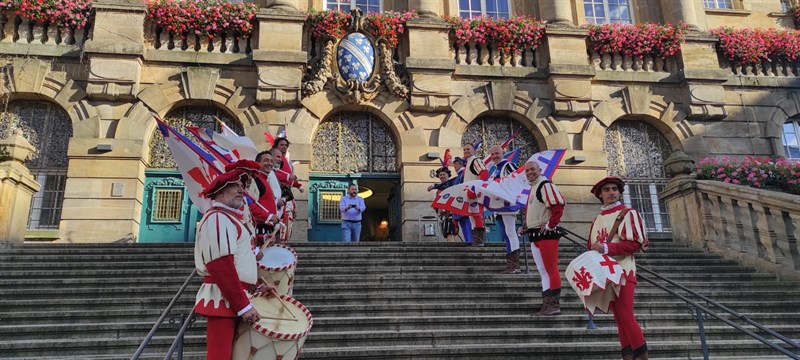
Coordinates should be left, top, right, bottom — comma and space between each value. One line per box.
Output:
259, 276, 298, 320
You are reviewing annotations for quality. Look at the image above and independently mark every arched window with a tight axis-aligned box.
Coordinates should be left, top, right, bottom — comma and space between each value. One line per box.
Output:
0, 101, 72, 229
604, 120, 673, 233
148, 106, 242, 168
783, 118, 800, 159
461, 116, 539, 162
312, 112, 397, 173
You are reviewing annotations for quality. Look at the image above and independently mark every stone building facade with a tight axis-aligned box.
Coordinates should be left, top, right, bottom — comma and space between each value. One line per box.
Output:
1, 0, 799, 244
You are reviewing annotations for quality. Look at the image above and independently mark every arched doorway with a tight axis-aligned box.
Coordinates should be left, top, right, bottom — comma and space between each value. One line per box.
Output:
604, 120, 673, 234
139, 106, 242, 243
0, 101, 72, 235
309, 112, 400, 241
462, 115, 540, 243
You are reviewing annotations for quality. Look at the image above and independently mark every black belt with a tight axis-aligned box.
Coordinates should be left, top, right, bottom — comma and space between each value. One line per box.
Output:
342, 220, 361, 223
527, 227, 565, 241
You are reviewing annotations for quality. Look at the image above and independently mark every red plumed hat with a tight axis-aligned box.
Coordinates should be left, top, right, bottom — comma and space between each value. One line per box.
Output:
590, 176, 626, 199
201, 169, 250, 198
224, 159, 261, 173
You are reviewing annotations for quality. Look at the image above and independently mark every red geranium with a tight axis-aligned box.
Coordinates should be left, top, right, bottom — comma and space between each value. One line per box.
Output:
586, 22, 687, 59
3, 0, 93, 29
711, 27, 800, 65
444, 15, 545, 54
146, 0, 257, 40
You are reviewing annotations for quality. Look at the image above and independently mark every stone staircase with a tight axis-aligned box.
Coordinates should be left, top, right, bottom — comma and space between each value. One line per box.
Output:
1, 239, 799, 359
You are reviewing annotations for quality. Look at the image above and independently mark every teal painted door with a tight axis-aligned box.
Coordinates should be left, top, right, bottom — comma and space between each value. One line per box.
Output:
307, 177, 353, 242
139, 170, 200, 243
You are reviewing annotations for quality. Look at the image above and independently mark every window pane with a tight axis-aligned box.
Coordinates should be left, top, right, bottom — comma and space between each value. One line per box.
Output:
327, 0, 350, 11
784, 122, 796, 135
356, 0, 381, 13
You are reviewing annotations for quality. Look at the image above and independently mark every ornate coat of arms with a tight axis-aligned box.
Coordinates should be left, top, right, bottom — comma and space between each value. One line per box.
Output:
302, 8, 410, 104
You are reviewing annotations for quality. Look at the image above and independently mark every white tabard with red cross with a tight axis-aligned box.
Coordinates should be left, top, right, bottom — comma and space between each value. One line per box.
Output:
566, 250, 625, 314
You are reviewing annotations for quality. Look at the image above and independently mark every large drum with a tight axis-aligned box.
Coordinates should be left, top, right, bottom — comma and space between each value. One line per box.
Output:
257, 244, 297, 296
565, 250, 627, 315
232, 293, 313, 360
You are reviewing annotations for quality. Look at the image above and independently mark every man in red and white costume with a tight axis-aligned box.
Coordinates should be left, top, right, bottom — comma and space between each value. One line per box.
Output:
271, 138, 303, 242
250, 153, 279, 232
194, 163, 275, 360
462, 143, 488, 246
588, 176, 650, 360
519, 160, 566, 315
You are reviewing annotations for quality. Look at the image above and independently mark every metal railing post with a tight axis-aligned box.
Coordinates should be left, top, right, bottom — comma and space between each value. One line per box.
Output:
694, 306, 710, 360
176, 314, 186, 360
586, 311, 597, 330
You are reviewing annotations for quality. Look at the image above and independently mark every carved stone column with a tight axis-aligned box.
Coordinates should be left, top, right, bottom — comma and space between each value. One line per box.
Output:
660, 0, 699, 30
263, 0, 300, 12
539, 0, 573, 26
0, 131, 41, 246
417, 0, 440, 19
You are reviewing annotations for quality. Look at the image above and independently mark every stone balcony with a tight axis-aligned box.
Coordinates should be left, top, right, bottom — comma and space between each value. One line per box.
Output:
0, 11, 91, 57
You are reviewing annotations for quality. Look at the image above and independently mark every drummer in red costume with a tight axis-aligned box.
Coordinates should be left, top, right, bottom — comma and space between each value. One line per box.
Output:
588, 176, 650, 360
194, 162, 275, 360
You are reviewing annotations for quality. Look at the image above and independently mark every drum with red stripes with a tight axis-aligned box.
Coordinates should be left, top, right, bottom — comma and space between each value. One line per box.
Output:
257, 244, 297, 296
232, 293, 313, 360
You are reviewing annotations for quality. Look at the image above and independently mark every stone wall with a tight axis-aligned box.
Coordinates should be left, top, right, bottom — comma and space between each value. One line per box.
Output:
1, 0, 799, 242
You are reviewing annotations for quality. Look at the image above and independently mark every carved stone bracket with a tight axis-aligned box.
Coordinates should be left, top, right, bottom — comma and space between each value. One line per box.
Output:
550, 79, 593, 116
301, 8, 410, 105
687, 84, 727, 121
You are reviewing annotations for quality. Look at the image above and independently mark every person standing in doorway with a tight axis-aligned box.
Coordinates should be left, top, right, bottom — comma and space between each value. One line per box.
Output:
339, 183, 366, 242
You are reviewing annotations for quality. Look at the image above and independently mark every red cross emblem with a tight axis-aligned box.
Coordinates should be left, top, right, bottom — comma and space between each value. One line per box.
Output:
572, 266, 593, 291
599, 255, 618, 274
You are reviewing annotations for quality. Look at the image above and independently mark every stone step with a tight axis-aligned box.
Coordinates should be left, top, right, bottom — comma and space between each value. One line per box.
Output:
0, 250, 730, 260
297, 340, 800, 360
5, 299, 798, 326
0, 278, 787, 293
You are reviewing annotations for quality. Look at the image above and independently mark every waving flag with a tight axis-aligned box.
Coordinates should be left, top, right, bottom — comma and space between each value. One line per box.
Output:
500, 128, 521, 149
504, 147, 521, 164
432, 149, 567, 215
156, 119, 219, 212
513, 148, 567, 180
211, 117, 259, 161
440, 149, 452, 167
264, 131, 275, 148
155, 117, 269, 215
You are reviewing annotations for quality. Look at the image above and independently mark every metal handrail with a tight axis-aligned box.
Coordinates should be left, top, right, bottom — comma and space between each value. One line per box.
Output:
164, 310, 197, 360
560, 227, 800, 359
131, 269, 198, 360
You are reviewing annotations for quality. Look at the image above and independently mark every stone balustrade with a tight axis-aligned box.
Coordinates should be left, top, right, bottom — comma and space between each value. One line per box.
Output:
661, 178, 800, 281
0, 12, 90, 47
452, 42, 539, 68
720, 57, 800, 77
144, 21, 254, 54
590, 51, 679, 73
